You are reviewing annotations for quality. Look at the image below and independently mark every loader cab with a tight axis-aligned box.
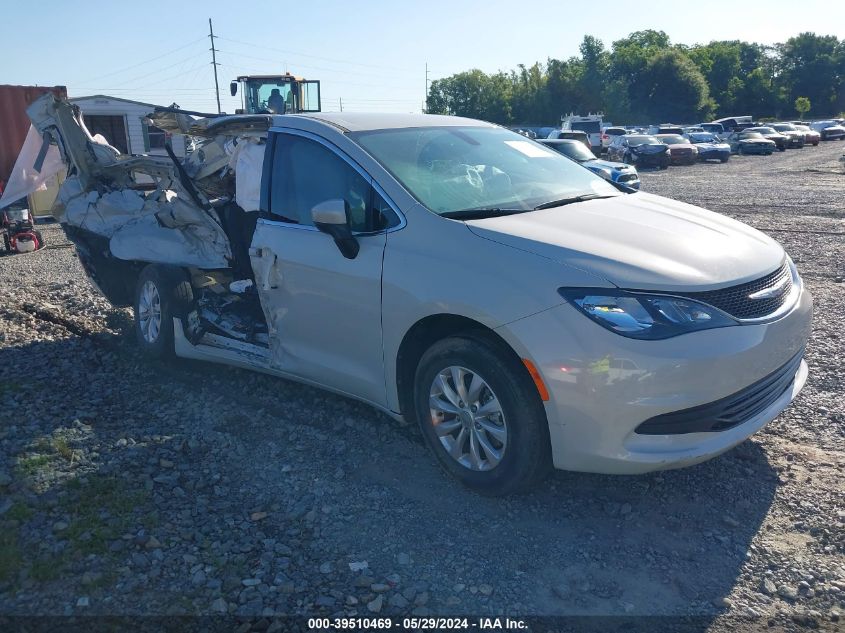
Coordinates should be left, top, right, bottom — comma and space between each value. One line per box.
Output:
230, 73, 321, 115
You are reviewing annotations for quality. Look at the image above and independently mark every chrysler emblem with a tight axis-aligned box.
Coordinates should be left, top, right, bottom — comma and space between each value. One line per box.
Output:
748, 277, 790, 300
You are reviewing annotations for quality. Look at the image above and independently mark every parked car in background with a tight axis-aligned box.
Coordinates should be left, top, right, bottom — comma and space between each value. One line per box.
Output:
769, 123, 806, 148
655, 134, 698, 165
701, 122, 726, 136
791, 123, 821, 146
810, 120, 845, 140
647, 124, 684, 135
561, 113, 604, 153
685, 132, 731, 162
607, 134, 670, 169
600, 126, 628, 152
712, 116, 756, 133
725, 131, 776, 155
547, 129, 592, 149
683, 126, 705, 134
746, 127, 789, 151
538, 138, 641, 189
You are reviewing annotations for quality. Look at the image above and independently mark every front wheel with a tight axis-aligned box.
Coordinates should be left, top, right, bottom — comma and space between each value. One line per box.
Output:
414, 336, 552, 496
720, 156, 729, 163
134, 265, 193, 359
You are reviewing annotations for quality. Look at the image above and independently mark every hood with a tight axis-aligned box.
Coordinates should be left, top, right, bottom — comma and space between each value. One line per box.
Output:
631, 144, 665, 154
465, 192, 784, 292
585, 158, 630, 171
694, 142, 730, 150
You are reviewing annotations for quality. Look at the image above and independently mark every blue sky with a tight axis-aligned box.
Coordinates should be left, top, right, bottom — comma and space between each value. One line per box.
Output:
1, 0, 842, 113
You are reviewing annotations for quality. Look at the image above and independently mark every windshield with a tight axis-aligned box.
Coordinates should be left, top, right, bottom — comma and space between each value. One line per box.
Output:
627, 135, 660, 146
752, 127, 776, 134
244, 79, 294, 114
740, 132, 764, 139
570, 121, 601, 133
657, 134, 687, 144
772, 124, 795, 131
351, 126, 618, 215
543, 141, 596, 162
688, 133, 717, 143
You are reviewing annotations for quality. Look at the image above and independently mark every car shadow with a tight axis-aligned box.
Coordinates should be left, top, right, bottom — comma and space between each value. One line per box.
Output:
0, 326, 779, 628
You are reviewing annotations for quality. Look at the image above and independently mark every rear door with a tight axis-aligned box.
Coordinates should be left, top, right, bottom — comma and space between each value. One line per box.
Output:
250, 129, 400, 406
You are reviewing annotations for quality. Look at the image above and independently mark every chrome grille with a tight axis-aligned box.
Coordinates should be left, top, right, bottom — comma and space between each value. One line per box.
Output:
684, 261, 792, 320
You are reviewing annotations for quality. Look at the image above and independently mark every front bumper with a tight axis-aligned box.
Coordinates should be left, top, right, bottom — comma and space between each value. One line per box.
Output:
496, 284, 813, 474
699, 149, 730, 161
632, 152, 669, 167
669, 151, 697, 165
612, 172, 641, 190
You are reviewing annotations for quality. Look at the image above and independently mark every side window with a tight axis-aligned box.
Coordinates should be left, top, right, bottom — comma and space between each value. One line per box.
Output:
371, 190, 401, 232
269, 133, 401, 233
269, 134, 370, 229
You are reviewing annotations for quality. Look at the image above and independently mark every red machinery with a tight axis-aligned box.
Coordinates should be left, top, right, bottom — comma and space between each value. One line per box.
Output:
2, 208, 44, 253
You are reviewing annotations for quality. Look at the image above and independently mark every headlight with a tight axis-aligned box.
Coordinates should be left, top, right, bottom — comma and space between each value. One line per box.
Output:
559, 289, 738, 340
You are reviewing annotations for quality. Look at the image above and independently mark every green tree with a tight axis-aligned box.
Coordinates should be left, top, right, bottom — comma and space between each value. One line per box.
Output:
779, 33, 840, 115
794, 96, 811, 118
637, 50, 712, 122
578, 35, 608, 113
426, 70, 511, 123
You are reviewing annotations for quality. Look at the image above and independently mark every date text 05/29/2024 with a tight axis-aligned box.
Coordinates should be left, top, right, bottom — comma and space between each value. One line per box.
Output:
307, 617, 528, 630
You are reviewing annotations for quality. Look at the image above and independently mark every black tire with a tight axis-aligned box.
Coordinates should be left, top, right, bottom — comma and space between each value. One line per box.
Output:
720, 156, 729, 163
413, 336, 552, 496
2, 233, 9, 252
134, 264, 193, 359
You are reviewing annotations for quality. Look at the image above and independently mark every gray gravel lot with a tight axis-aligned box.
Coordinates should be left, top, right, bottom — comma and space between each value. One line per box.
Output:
0, 142, 843, 631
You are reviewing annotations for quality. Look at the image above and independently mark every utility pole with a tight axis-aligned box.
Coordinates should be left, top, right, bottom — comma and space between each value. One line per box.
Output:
208, 18, 221, 114
339, 97, 343, 112
424, 62, 430, 113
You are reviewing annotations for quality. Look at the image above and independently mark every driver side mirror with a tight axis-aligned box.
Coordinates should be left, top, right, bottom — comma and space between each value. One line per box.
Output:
311, 199, 359, 260
230, 82, 238, 97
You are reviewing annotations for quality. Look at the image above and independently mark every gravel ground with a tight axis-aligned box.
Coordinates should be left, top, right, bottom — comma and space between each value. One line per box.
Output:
0, 142, 843, 631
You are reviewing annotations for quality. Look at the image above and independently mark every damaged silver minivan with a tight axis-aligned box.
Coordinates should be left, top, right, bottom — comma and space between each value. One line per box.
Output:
28, 95, 811, 495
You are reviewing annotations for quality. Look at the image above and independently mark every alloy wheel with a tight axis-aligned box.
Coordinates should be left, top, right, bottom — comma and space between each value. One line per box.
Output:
138, 280, 162, 343
428, 366, 507, 471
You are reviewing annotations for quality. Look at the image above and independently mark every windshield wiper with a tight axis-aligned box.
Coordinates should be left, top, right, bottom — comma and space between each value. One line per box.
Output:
533, 194, 616, 210
440, 208, 527, 220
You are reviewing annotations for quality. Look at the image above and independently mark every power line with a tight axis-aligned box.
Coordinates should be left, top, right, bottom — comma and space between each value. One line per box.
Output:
104, 51, 209, 88
216, 49, 408, 80
217, 36, 416, 73
75, 36, 208, 85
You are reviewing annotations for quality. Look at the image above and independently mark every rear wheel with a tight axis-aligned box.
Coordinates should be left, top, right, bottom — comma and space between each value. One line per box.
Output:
720, 156, 729, 163
414, 336, 552, 496
134, 265, 193, 359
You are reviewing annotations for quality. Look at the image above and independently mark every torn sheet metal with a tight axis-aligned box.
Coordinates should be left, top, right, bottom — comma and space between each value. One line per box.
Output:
0, 125, 65, 209
27, 94, 239, 268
